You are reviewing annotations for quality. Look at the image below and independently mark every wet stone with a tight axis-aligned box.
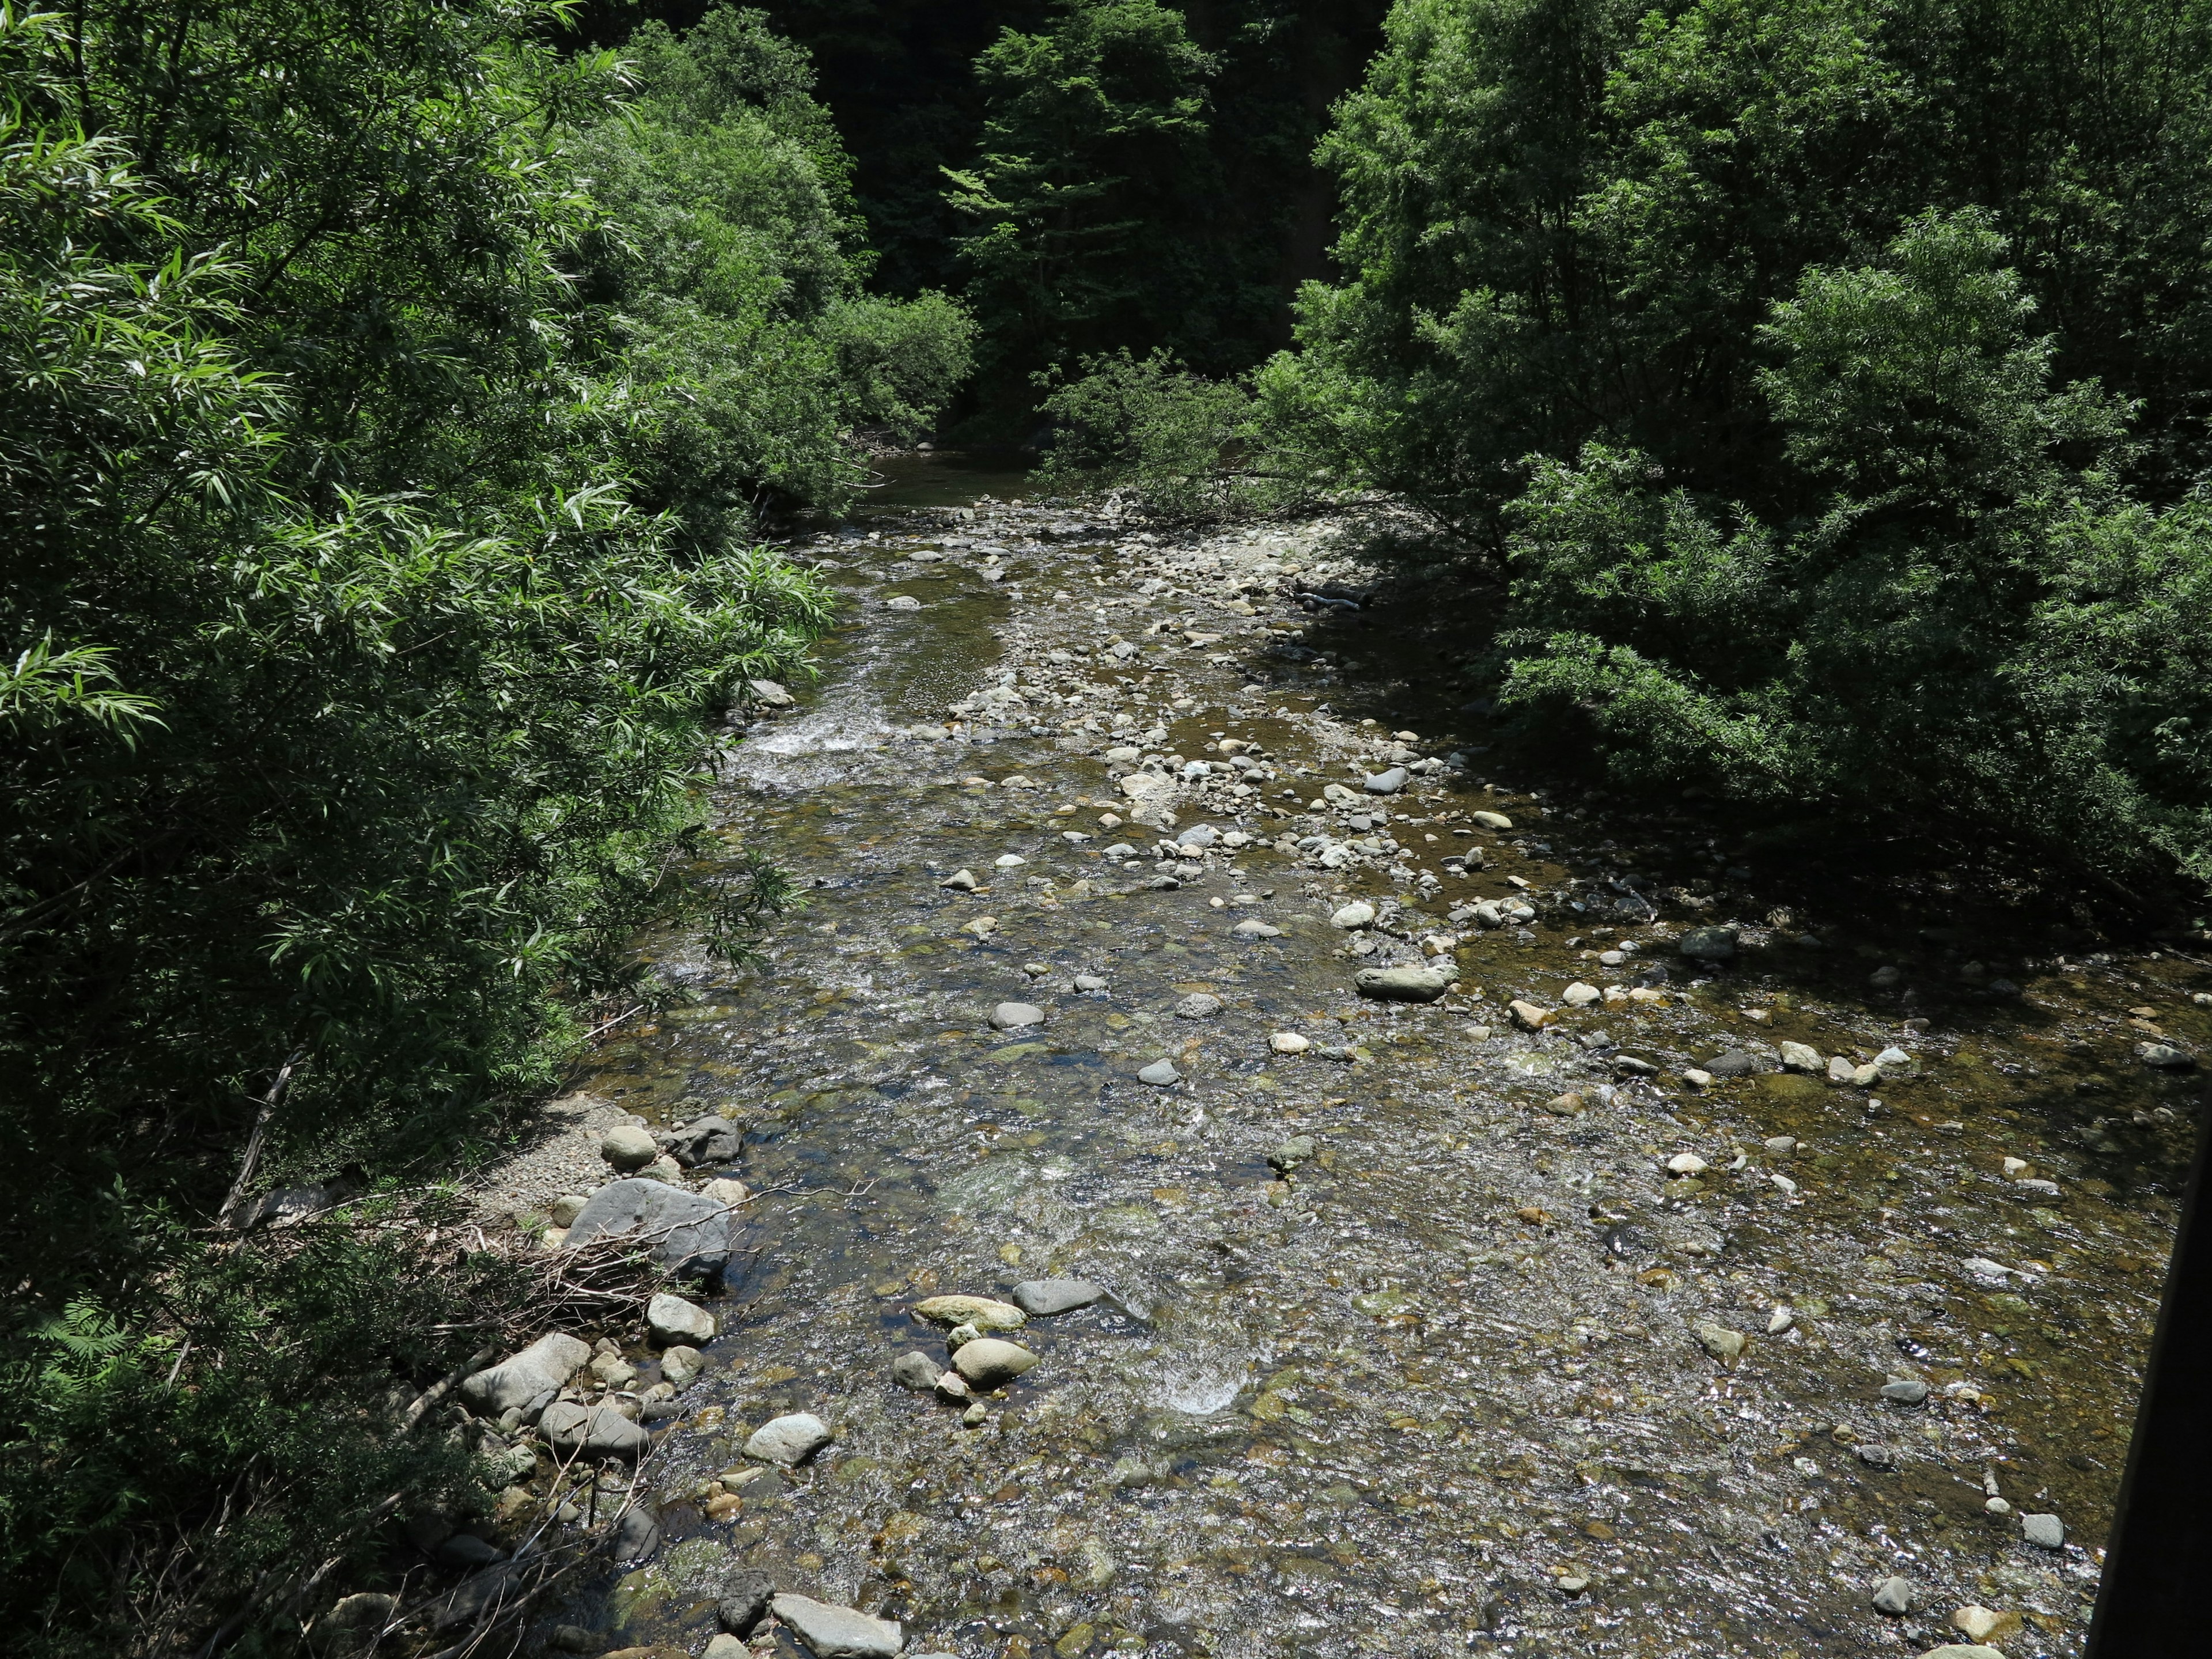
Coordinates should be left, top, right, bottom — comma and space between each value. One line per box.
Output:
1012, 1279, 1105, 1316
744, 1412, 832, 1466
1872, 1577, 1915, 1616
990, 1002, 1046, 1030
914, 1295, 1025, 1330
1271, 1135, 1317, 1172
1703, 1050, 1761, 1078
891, 1351, 942, 1391
1881, 1377, 1930, 1405
952, 1338, 1039, 1388
2021, 1512, 2065, 1549
717, 1571, 776, 1636
1175, 993, 1224, 1019
1678, 926, 1738, 961
768, 1594, 902, 1659
1138, 1059, 1181, 1086
1354, 964, 1454, 1002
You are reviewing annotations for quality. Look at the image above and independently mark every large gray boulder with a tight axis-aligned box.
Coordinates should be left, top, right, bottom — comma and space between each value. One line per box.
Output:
565, 1178, 733, 1278
662, 1115, 743, 1166
769, 1594, 903, 1659
537, 1401, 650, 1460
459, 1333, 590, 1415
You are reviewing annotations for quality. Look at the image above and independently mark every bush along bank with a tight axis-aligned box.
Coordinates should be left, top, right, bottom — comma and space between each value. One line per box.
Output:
0, 4, 964, 1653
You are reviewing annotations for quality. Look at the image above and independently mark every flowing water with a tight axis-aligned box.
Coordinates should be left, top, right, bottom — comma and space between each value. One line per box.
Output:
550, 465, 2205, 1659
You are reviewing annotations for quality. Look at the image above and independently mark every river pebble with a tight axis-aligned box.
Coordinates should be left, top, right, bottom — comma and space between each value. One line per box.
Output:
1872, 1575, 1915, 1615
744, 1412, 832, 1466
769, 1593, 903, 1659
1011, 1279, 1105, 1316
952, 1338, 1039, 1388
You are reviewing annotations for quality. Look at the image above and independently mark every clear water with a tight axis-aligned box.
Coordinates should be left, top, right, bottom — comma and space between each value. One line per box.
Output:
554, 491, 2199, 1659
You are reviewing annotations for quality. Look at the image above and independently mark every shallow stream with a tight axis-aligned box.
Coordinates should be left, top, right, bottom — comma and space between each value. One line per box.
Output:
556, 459, 2204, 1659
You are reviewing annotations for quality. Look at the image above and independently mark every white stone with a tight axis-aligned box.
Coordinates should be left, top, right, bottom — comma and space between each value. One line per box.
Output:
646, 1291, 714, 1347
768, 1594, 903, 1659
744, 1412, 832, 1466
459, 1333, 590, 1414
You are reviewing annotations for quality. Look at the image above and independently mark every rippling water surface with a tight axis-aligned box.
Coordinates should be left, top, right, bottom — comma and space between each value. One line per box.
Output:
555, 474, 2202, 1659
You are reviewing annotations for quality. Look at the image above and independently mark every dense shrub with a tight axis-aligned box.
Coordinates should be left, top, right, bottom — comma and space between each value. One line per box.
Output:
1228, 0, 2212, 884
1499, 212, 2212, 882
0, 3, 952, 1651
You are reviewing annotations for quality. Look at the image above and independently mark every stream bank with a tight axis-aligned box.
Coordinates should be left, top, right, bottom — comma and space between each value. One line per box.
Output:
472, 457, 2202, 1659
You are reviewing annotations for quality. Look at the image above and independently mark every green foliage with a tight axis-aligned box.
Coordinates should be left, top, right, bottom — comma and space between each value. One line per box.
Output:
1035, 350, 1256, 516
1499, 213, 2212, 881
946, 0, 1221, 400
1258, 0, 2212, 882
574, 7, 975, 517
1035, 347, 1332, 518
0, 3, 944, 1650
1275, 0, 2212, 533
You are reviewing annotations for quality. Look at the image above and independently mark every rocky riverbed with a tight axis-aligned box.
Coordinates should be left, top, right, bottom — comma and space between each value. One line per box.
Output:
456, 458, 2205, 1659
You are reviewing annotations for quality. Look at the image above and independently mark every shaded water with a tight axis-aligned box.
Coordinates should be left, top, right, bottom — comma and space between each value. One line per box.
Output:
553, 485, 2202, 1659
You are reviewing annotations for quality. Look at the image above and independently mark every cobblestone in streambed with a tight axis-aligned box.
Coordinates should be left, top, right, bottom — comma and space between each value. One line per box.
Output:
535, 460, 2202, 1659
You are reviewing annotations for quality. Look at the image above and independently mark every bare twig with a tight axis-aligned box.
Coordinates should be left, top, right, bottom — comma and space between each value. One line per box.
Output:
399, 1345, 499, 1435
216, 1050, 308, 1229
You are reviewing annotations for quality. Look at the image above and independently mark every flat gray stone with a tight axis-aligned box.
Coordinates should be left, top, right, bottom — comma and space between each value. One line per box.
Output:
2022, 1512, 2065, 1548
1363, 767, 1407, 794
1872, 1575, 1914, 1615
2137, 1041, 2194, 1069
537, 1402, 649, 1460
770, 1594, 902, 1658
1677, 926, 1738, 961
745, 1411, 832, 1465
1137, 1059, 1181, 1086
1011, 1279, 1105, 1316
459, 1333, 590, 1414
989, 1001, 1046, 1030
1354, 964, 1453, 1002
891, 1350, 942, 1391
1176, 823, 1219, 849
1232, 919, 1282, 937
564, 1178, 734, 1279
1702, 1050, 1762, 1078
1175, 993, 1223, 1018
1880, 1377, 1930, 1405
646, 1291, 714, 1347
